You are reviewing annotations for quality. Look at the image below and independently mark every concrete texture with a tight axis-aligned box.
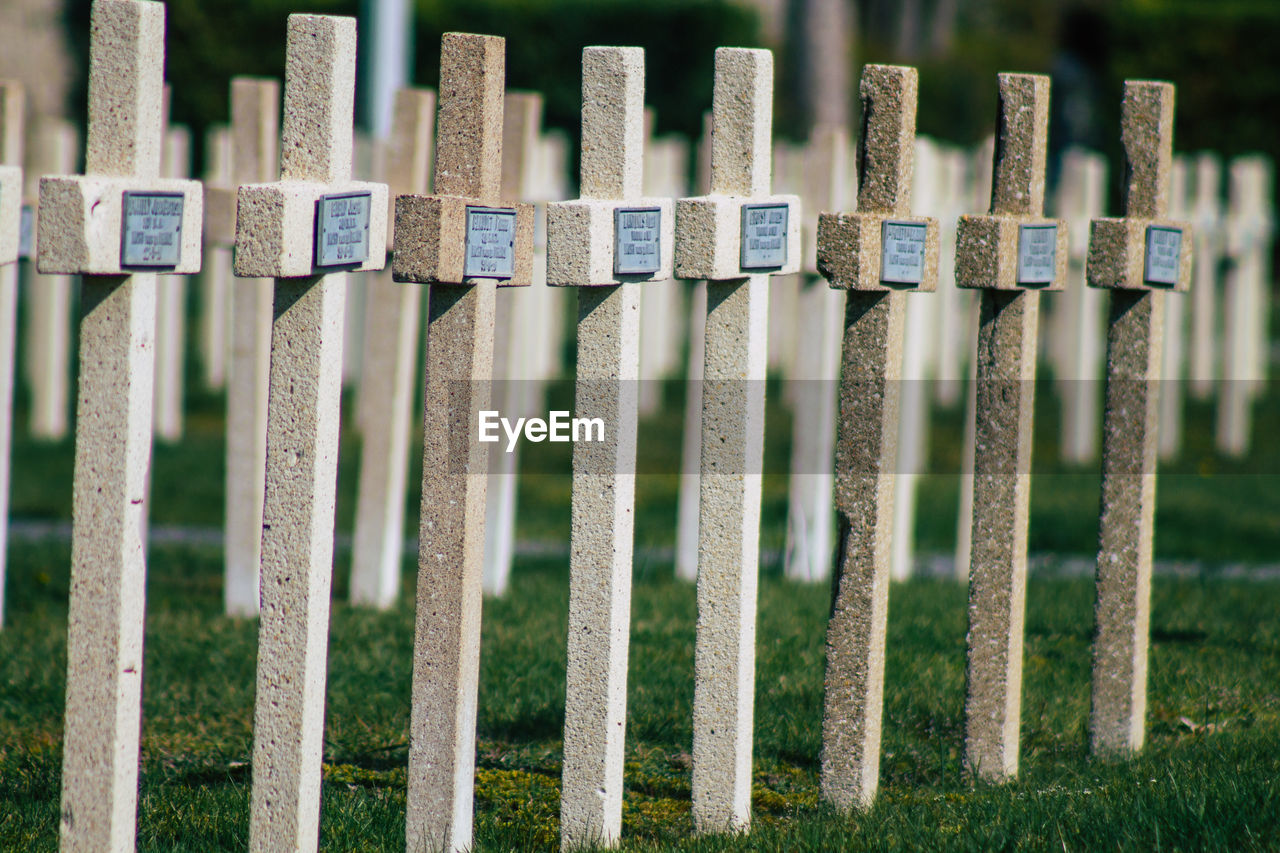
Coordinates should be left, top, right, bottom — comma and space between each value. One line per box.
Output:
1087, 80, 1187, 757
393, 34, 533, 288
55, 3, 169, 850
224, 77, 280, 618
549, 46, 648, 851
816, 63, 936, 811
400, 33, 530, 853
350, 87, 434, 609
675, 46, 790, 835
960, 73, 1059, 784
246, 15, 381, 853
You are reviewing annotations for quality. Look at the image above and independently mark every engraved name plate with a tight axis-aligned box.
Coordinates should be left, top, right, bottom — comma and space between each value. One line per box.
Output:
19, 204, 33, 259
464, 206, 517, 279
121, 191, 184, 267
1016, 224, 1058, 284
880, 220, 928, 284
740, 203, 788, 270
614, 206, 662, 275
314, 191, 371, 267
1144, 225, 1182, 285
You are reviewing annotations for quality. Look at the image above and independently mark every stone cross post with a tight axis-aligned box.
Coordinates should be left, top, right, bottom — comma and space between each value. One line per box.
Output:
392, 32, 533, 853
0, 80, 23, 629
350, 86, 435, 608
23, 117, 79, 441
674, 47, 800, 834
1086, 80, 1191, 756
813, 64, 939, 809
547, 46, 673, 849
216, 76, 280, 617
954, 73, 1067, 782
235, 15, 388, 852
37, 1, 203, 848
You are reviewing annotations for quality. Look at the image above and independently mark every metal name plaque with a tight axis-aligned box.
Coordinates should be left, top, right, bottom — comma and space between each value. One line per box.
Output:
314, 191, 371, 267
464, 206, 517, 279
121, 191, 184, 267
1016, 224, 1058, 284
613, 206, 662, 275
740, 203, 788, 270
879, 220, 928, 284
19, 204, 34, 259
1144, 225, 1182, 285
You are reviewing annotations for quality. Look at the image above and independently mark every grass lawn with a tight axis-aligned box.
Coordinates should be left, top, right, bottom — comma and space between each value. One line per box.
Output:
2, 313, 1279, 848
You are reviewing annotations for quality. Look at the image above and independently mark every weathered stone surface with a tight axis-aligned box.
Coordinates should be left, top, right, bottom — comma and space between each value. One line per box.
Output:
817, 63, 936, 811
960, 72, 1057, 784
401, 33, 533, 853
246, 15, 384, 853
1087, 79, 1190, 758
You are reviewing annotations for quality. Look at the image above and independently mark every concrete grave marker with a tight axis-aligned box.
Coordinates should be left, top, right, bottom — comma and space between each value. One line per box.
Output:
154, 122, 190, 442
235, 15, 388, 852
350, 87, 434, 609
217, 76, 280, 617
1158, 158, 1191, 460
1086, 80, 1192, 756
36, 1, 203, 847
954, 74, 1067, 782
674, 46, 800, 834
392, 32, 533, 853
813, 64, 939, 808
0, 80, 23, 630
547, 46, 673, 849
200, 123, 231, 389
1188, 153, 1222, 399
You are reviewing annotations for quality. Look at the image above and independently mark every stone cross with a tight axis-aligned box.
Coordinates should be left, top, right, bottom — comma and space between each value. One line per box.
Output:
546, 46, 673, 849
350, 86, 435, 608
0, 80, 23, 629
37, 1, 203, 848
813, 64, 938, 809
220, 76, 280, 617
235, 15, 388, 852
954, 73, 1067, 782
1086, 80, 1191, 756
23, 117, 79, 441
392, 32, 533, 853
1158, 157, 1191, 459
674, 47, 800, 833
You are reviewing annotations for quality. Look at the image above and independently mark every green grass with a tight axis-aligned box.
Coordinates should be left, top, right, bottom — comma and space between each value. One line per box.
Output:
3, 325, 1280, 848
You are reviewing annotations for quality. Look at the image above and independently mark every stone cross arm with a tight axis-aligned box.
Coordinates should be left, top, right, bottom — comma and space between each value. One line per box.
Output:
816, 62, 938, 293
546, 46, 673, 287
1087, 80, 1192, 292
674, 47, 800, 282
955, 73, 1068, 292
234, 16, 387, 278
393, 33, 533, 286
